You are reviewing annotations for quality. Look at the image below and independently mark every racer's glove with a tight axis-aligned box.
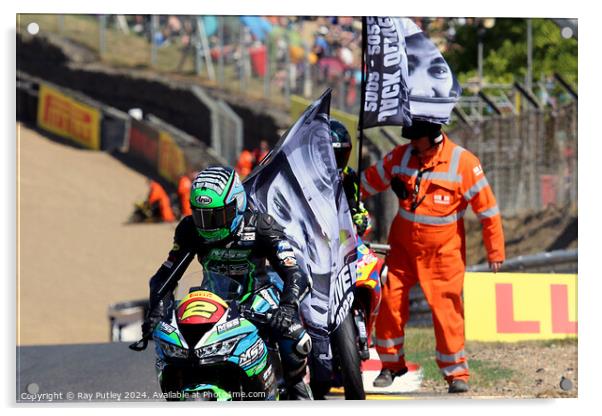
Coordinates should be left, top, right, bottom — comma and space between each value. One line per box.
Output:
353, 212, 369, 237
270, 303, 298, 333
141, 316, 159, 340
142, 316, 161, 339
141, 299, 167, 339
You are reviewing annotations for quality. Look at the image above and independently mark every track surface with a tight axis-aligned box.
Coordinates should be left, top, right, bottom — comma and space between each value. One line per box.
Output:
17, 342, 162, 402
17, 124, 184, 345
16, 343, 422, 402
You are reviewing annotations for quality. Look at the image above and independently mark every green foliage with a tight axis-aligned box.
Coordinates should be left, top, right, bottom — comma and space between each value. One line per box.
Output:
444, 18, 577, 87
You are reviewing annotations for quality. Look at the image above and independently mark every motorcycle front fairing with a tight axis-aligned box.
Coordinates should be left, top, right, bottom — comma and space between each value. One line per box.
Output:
152, 281, 281, 400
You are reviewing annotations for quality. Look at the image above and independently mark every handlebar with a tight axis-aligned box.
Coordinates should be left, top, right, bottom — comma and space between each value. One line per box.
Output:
238, 304, 273, 324
364, 242, 391, 255
128, 337, 149, 352
129, 304, 275, 353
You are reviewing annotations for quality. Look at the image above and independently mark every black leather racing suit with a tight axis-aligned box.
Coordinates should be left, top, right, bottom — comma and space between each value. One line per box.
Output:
145, 209, 312, 399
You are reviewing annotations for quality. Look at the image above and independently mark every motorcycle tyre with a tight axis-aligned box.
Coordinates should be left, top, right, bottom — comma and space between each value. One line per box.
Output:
330, 311, 365, 400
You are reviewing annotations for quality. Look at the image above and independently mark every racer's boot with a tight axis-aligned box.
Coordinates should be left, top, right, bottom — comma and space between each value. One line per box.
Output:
278, 321, 313, 400
286, 378, 314, 400
372, 367, 408, 388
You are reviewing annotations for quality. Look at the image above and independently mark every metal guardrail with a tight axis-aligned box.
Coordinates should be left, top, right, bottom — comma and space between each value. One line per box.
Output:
107, 300, 148, 342
466, 248, 577, 273
364, 244, 577, 326
107, 248, 578, 340
363, 243, 578, 274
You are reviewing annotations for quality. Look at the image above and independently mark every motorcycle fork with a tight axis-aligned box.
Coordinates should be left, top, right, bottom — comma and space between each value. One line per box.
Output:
352, 293, 371, 361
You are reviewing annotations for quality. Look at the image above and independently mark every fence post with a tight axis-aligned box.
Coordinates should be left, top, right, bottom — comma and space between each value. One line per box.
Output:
264, 32, 271, 98
194, 18, 202, 76
197, 17, 215, 81
57, 15, 65, 34
218, 16, 225, 88
303, 41, 311, 98
528, 111, 538, 210
239, 25, 247, 93
150, 15, 158, 68
570, 102, 577, 211
284, 31, 290, 102
98, 15, 107, 57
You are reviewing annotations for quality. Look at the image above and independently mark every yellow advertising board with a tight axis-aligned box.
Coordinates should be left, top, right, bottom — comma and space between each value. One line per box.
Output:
36, 84, 101, 150
158, 131, 187, 184
290, 95, 359, 169
464, 272, 577, 342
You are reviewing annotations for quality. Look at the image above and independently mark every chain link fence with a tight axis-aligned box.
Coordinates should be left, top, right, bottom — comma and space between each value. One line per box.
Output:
448, 101, 577, 216
358, 101, 578, 244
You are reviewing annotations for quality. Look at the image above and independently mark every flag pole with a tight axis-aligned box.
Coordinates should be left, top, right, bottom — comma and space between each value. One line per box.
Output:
356, 16, 368, 213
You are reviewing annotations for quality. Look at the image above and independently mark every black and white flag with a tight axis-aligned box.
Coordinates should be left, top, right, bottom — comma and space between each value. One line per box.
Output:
361, 17, 461, 127
362, 16, 412, 128
243, 89, 358, 338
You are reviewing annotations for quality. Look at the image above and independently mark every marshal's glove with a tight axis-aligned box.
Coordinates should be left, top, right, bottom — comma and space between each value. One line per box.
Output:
270, 303, 298, 333
391, 176, 409, 200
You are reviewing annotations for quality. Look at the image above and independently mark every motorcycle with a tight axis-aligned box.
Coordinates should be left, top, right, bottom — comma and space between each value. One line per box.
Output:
129, 271, 289, 401
310, 239, 388, 400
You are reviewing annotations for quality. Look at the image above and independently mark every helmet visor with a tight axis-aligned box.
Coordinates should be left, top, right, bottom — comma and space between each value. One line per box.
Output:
334, 145, 352, 169
192, 200, 238, 230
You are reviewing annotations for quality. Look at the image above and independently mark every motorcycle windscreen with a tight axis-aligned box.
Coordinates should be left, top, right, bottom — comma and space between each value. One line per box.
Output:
177, 291, 228, 325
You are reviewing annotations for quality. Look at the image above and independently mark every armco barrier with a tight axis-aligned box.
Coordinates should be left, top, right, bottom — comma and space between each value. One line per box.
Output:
158, 130, 187, 184
128, 118, 160, 170
466, 249, 577, 274
37, 83, 102, 150
464, 272, 577, 342
18, 70, 227, 189
101, 106, 130, 152
17, 77, 38, 124
145, 114, 226, 183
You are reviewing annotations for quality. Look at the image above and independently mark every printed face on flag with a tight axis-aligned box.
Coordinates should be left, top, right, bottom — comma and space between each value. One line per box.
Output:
244, 89, 357, 334
401, 21, 462, 124
360, 17, 462, 126
264, 155, 332, 277
406, 33, 454, 99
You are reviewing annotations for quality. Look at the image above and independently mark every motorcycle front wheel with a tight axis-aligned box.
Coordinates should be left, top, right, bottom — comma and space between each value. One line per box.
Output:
330, 311, 365, 400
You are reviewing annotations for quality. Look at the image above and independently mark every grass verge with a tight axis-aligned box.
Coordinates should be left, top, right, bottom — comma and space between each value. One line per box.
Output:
404, 327, 515, 387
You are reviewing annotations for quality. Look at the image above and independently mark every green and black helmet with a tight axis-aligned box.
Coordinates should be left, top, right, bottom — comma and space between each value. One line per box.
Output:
330, 118, 352, 169
190, 166, 247, 242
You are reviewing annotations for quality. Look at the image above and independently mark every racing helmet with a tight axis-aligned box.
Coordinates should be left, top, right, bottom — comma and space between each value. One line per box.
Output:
190, 166, 247, 242
330, 118, 352, 169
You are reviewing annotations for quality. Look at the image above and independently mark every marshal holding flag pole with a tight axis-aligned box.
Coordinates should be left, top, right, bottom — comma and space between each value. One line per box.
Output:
357, 17, 462, 206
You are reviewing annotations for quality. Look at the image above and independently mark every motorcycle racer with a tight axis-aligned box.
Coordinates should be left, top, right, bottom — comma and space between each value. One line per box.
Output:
330, 119, 371, 237
142, 165, 313, 400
